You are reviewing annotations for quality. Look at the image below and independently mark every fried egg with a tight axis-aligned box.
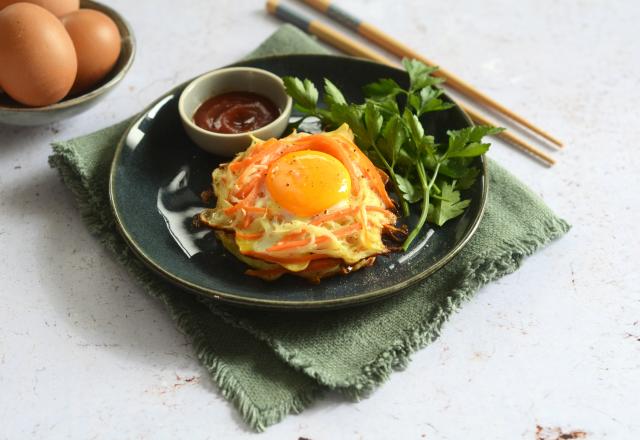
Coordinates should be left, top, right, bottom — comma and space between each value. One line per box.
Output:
197, 124, 398, 282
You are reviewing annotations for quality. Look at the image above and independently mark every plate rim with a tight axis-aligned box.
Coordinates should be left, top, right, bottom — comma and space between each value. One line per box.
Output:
109, 54, 488, 310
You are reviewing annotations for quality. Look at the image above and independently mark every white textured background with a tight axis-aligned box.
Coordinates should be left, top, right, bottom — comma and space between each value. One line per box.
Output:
1, 1, 639, 439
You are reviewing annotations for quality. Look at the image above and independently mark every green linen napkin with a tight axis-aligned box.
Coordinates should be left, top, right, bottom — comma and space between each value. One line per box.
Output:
49, 24, 569, 431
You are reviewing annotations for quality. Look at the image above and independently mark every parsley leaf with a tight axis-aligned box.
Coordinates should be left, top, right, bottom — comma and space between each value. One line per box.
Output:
364, 102, 383, 145
331, 103, 367, 143
323, 79, 347, 108
282, 77, 319, 113
396, 174, 421, 203
403, 109, 424, 151
428, 181, 470, 226
363, 78, 403, 99
402, 59, 443, 91
410, 87, 455, 116
446, 126, 504, 158
380, 114, 405, 166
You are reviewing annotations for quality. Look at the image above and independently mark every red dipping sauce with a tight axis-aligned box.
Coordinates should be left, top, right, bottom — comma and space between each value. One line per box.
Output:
193, 91, 280, 134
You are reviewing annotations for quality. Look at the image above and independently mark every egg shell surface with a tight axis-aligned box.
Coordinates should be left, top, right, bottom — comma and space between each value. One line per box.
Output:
61, 8, 121, 94
0, 0, 79, 17
0, 2, 77, 106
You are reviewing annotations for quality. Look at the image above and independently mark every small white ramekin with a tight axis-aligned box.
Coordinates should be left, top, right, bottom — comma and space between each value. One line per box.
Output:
178, 67, 293, 157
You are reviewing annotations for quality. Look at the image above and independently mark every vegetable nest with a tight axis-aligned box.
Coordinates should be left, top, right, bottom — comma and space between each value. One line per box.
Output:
197, 124, 399, 282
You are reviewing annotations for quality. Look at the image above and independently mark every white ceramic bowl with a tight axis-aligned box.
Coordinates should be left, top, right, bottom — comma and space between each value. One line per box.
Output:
178, 67, 293, 157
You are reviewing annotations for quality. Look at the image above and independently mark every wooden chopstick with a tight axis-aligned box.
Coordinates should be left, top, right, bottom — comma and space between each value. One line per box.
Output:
266, 0, 556, 166
299, 0, 563, 149
462, 106, 555, 165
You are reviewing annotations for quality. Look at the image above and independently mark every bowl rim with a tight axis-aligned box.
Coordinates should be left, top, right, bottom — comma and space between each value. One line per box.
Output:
0, 0, 136, 113
177, 66, 293, 139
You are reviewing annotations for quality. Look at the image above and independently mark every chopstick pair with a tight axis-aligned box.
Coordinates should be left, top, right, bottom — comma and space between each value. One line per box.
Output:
266, 0, 558, 166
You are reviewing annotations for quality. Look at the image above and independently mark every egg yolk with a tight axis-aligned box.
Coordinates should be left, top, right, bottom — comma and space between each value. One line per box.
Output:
266, 150, 351, 217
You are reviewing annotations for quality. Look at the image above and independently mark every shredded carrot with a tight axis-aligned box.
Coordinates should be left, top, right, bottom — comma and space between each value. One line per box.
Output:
280, 231, 307, 241
235, 176, 262, 199
224, 185, 265, 229
230, 138, 279, 172
224, 186, 259, 215
243, 206, 267, 214
228, 162, 243, 173
227, 200, 265, 230
315, 235, 330, 245
265, 238, 312, 252
244, 138, 281, 162
233, 139, 289, 180
265, 230, 309, 252
233, 168, 267, 200
232, 141, 282, 198
224, 203, 243, 215
235, 231, 264, 240
361, 170, 395, 208
310, 206, 359, 225
335, 137, 395, 208
377, 168, 390, 185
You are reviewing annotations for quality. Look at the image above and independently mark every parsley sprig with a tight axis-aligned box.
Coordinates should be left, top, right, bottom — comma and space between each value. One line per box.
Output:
283, 59, 503, 250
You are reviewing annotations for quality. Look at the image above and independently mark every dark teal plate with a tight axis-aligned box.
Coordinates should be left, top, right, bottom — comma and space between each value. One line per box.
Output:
109, 55, 486, 310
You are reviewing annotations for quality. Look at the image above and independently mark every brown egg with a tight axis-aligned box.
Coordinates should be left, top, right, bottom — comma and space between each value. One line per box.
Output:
0, 0, 79, 17
61, 9, 121, 94
0, 3, 77, 107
